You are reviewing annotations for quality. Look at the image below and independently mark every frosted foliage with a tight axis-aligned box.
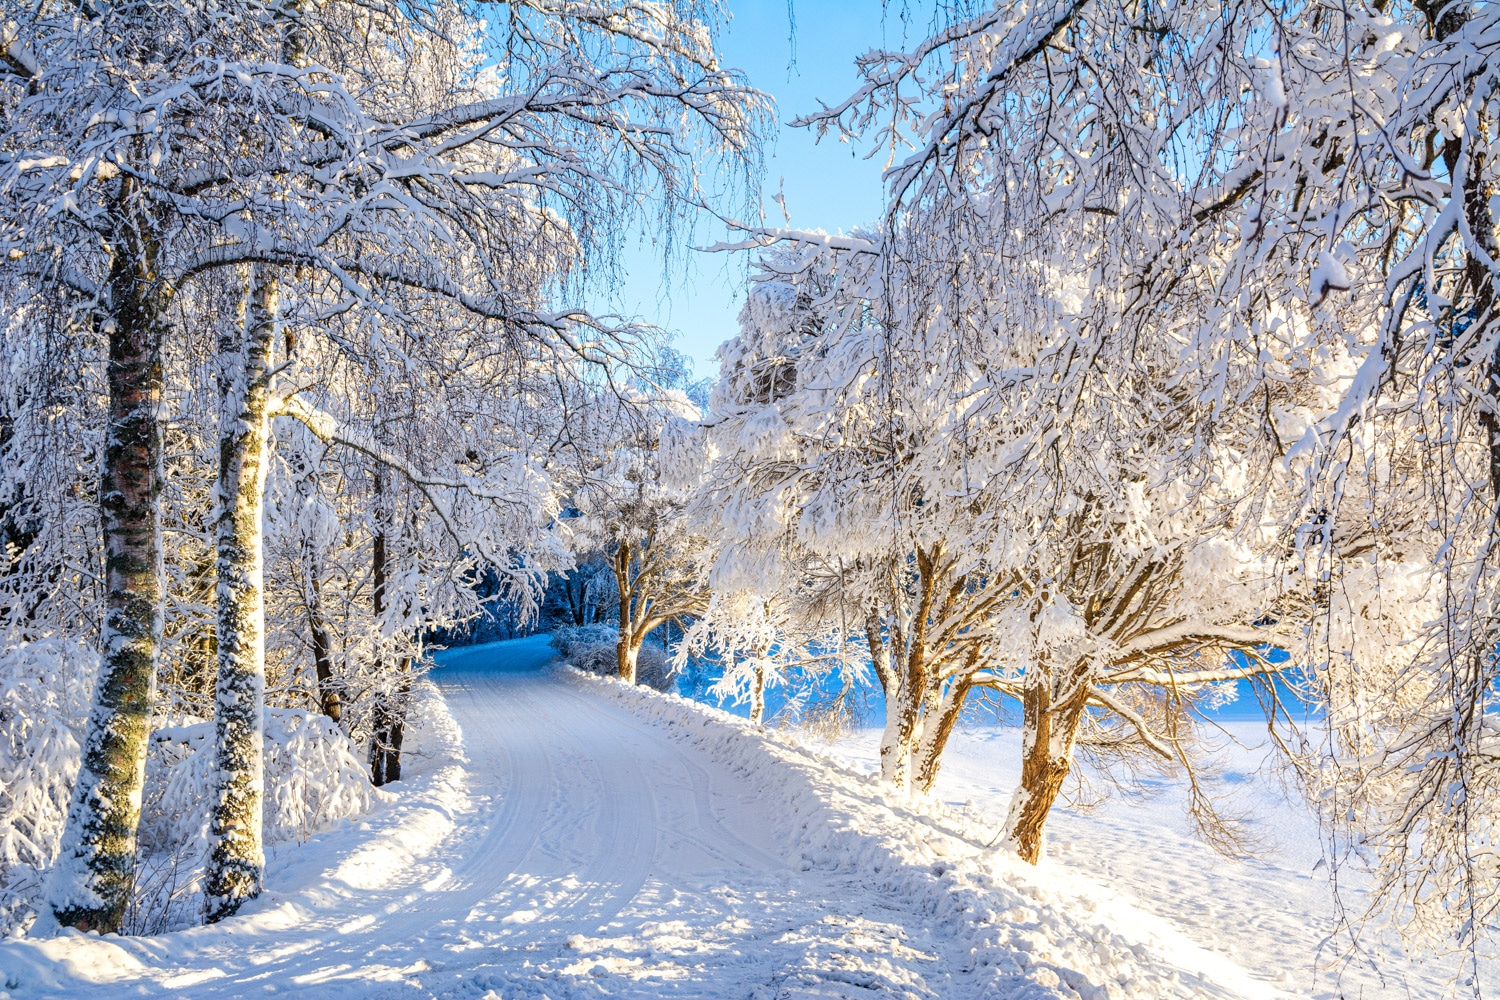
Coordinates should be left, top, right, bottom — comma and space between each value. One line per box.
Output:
0, 640, 98, 932
141, 709, 384, 853
549, 626, 673, 692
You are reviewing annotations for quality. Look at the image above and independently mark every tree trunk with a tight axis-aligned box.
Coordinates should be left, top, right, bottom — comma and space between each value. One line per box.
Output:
1001, 660, 1091, 864
370, 659, 408, 786
294, 458, 341, 724
367, 475, 411, 786
616, 631, 640, 685
49, 187, 166, 932
913, 676, 973, 794
369, 470, 394, 785
612, 541, 642, 684
307, 574, 340, 724
204, 266, 277, 922
749, 656, 766, 725
866, 612, 912, 788
878, 675, 918, 789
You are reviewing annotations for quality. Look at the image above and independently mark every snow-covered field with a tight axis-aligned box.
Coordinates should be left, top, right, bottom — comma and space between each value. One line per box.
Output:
0, 637, 1469, 998
817, 727, 1460, 1000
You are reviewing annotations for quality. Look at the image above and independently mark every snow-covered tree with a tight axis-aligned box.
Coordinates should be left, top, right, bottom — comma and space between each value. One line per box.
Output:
561, 385, 711, 684
1, 0, 768, 929
781, 0, 1492, 969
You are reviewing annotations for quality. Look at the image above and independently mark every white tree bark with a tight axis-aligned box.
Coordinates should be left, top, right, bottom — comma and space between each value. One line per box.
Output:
204, 266, 276, 922
48, 188, 165, 932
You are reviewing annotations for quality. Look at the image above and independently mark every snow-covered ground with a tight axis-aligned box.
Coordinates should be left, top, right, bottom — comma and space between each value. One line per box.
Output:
817, 726, 1461, 1000
0, 637, 1469, 998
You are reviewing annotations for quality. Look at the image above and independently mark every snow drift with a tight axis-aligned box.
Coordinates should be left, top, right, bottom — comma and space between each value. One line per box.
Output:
0, 640, 387, 935
560, 664, 1278, 1000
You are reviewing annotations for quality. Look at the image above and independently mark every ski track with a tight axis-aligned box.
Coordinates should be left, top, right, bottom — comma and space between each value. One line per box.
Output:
2, 636, 1296, 1000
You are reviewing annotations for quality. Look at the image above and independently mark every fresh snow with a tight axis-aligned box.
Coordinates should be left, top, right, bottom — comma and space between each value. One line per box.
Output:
0, 637, 1456, 998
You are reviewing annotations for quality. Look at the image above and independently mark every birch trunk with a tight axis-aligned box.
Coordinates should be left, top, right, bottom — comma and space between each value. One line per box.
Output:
204, 266, 277, 922
1001, 659, 1091, 864
368, 474, 407, 786
49, 185, 166, 932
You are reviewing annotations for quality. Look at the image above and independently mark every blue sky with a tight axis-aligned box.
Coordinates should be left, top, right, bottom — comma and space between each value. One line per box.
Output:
600, 1, 940, 377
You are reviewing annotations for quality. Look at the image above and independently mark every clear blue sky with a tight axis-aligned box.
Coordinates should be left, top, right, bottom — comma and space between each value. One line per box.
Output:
601, 1, 942, 377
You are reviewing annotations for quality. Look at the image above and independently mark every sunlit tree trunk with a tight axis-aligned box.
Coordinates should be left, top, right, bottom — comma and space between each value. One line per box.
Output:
866, 610, 910, 787
912, 671, 974, 795
749, 656, 767, 725
204, 266, 277, 922
50, 182, 166, 932
612, 541, 648, 684
1001, 657, 1091, 864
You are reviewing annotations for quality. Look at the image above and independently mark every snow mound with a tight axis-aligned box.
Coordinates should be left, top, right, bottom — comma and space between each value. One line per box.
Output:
561, 665, 1280, 1000
0, 677, 472, 990
141, 707, 390, 852
0, 639, 97, 935
0, 637, 393, 936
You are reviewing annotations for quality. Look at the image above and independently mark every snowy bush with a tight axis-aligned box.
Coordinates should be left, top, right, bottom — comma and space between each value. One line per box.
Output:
0, 639, 98, 934
125, 708, 389, 932
549, 625, 673, 691
141, 708, 387, 852
0, 634, 383, 935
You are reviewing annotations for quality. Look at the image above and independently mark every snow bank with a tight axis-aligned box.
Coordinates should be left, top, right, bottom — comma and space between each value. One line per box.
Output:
0, 677, 472, 991
141, 708, 387, 852
561, 665, 1280, 1000
0, 639, 96, 935
0, 638, 395, 937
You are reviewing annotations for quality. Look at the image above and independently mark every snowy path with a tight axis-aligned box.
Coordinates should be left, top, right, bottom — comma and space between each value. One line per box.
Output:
3, 637, 1286, 999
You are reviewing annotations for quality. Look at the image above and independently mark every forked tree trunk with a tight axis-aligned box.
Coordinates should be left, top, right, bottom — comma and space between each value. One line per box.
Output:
1001, 659, 1091, 864
612, 541, 643, 684
50, 189, 166, 932
204, 266, 277, 922
912, 676, 973, 794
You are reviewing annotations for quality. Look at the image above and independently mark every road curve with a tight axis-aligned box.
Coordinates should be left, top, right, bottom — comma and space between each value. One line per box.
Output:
13, 636, 932, 1000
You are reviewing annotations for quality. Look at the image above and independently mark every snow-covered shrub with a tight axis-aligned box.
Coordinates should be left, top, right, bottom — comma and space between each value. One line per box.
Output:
141, 708, 387, 852
125, 709, 387, 933
549, 625, 673, 691
0, 639, 98, 935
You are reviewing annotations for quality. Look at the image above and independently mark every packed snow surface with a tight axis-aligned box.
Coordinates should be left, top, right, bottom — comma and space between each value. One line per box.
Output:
0, 637, 1448, 998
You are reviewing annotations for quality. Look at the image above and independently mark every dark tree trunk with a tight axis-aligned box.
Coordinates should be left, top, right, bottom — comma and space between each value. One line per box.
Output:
368, 470, 405, 786
308, 574, 340, 723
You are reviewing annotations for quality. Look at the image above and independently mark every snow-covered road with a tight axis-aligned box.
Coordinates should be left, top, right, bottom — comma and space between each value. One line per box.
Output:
2, 637, 1298, 999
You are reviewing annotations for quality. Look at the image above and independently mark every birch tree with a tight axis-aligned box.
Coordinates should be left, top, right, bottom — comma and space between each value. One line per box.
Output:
1, 0, 768, 928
